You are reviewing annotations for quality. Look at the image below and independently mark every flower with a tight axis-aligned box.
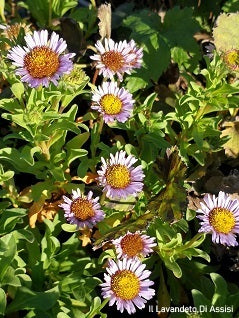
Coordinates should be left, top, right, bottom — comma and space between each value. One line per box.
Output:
101, 258, 155, 315
91, 81, 134, 123
0, 22, 31, 41
7, 29, 75, 88
196, 191, 239, 246
62, 64, 89, 88
59, 189, 104, 229
90, 38, 136, 80
223, 49, 239, 71
128, 39, 143, 69
113, 231, 156, 259
97, 150, 145, 199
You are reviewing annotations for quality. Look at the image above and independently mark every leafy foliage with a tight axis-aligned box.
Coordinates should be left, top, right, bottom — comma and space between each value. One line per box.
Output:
0, 0, 239, 317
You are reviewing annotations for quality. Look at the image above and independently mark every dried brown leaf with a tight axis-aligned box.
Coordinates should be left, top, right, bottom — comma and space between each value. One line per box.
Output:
98, 3, 111, 39
79, 228, 92, 247
221, 121, 239, 158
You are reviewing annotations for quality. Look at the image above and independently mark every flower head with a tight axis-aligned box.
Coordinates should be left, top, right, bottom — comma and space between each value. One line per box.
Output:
0, 22, 31, 41
223, 49, 239, 71
91, 81, 134, 123
7, 30, 75, 88
101, 258, 155, 315
90, 38, 136, 80
128, 39, 143, 69
196, 191, 239, 246
59, 189, 104, 229
113, 231, 156, 259
97, 150, 145, 199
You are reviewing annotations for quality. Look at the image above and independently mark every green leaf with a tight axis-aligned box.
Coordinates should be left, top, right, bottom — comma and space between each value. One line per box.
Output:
126, 33, 170, 93
0, 169, 14, 182
123, 10, 170, 92
125, 76, 147, 93
148, 148, 187, 220
0, 208, 27, 235
57, 313, 72, 318
18, 0, 49, 26
222, 0, 239, 12
85, 297, 104, 318
61, 223, 78, 233
210, 273, 228, 307
0, 234, 17, 281
123, 9, 161, 35
98, 249, 115, 264
6, 286, 59, 313
1, 266, 21, 287
0, 148, 41, 174
13, 228, 35, 243
171, 47, 189, 66
11, 82, 25, 100
164, 259, 182, 278
52, 0, 77, 16
65, 132, 90, 165
162, 7, 200, 51
0, 288, 6, 316
192, 289, 212, 318
0, 0, 5, 21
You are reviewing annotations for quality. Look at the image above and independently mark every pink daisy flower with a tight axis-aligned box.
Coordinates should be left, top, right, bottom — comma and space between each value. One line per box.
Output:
91, 81, 134, 123
113, 231, 156, 259
97, 150, 145, 199
90, 38, 136, 80
101, 258, 155, 315
7, 30, 75, 88
128, 39, 143, 69
59, 189, 105, 229
196, 191, 239, 246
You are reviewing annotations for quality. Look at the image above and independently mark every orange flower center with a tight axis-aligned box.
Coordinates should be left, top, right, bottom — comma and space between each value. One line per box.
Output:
111, 270, 140, 300
24, 46, 59, 78
101, 51, 124, 72
71, 198, 95, 221
106, 164, 131, 189
209, 207, 236, 234
5, 24, 22, 40
121, 233, 144, 257
100, 94, 122, 115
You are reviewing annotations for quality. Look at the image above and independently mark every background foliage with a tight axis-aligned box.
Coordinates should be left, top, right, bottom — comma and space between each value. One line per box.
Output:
0, 0, 239, 317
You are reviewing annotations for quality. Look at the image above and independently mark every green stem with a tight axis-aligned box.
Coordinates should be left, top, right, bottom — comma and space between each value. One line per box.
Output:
100, 192, 106, 205
48, 0, 52, 27
87, 298, 109, 318
181, 232, 205, 250
90, 0, 96, 8
91, 115, 104, 161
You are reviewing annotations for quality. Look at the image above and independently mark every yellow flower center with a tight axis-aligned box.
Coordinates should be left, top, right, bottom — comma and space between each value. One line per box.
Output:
224, 50, 239, 70
121, 233, 144, 257
106, 164, 131, 189
209, 207, 236, 234
111, 270, 140, 300
24, 46, 59, 79
100, 94, 122, 115
71, 198, 95, 221
101, 51, 124, 72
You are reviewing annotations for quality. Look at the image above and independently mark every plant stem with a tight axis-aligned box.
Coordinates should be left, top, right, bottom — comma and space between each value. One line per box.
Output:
48, 0, 52, 27
181, 232, 205, 250
100, 192, 106, 205
92, 69, 99, 85
87, 298, 109, 318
